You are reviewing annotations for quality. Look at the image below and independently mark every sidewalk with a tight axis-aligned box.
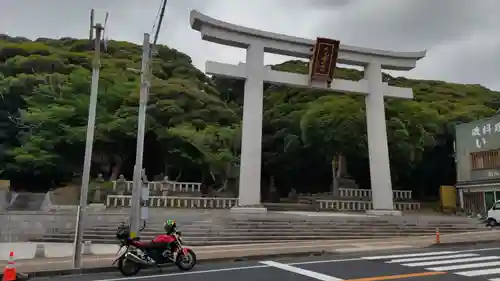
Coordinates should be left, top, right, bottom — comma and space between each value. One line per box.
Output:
8, 230, 500, 275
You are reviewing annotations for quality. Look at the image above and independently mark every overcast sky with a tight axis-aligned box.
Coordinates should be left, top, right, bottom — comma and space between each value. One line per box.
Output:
1, 0, 499, 90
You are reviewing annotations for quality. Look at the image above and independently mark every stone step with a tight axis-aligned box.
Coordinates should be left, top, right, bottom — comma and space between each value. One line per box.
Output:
30, 235, 409, 246
31, 232, 438, 244
74, 230, 476, 238
32, 226, 484, 245
213, 222, 482, 227
80, 226, 476, 234
42, 231, 447, 239
27, 238, 297, 246
196, 223, 481, 228
82, 226, 482, 233
67, 216, 479, 226
143, 221, 481, 227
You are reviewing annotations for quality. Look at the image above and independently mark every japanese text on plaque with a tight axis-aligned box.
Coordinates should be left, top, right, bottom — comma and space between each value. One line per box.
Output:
471, 122, 500, 148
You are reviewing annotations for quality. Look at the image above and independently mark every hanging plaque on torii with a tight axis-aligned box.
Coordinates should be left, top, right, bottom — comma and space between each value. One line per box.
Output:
309, 37, 340, 87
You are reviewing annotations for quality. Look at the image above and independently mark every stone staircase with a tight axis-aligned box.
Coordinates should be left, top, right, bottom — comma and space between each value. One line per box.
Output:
30, 214, 486, 246
264, 202, 319, 212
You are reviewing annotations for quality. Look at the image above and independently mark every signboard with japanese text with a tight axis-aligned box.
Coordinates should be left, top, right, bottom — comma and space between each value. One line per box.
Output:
309, 38, 340, 85
455, 115, 500, 182
470, 169, 500, 180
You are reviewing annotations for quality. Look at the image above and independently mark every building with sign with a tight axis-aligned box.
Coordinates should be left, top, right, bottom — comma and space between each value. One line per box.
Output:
455, 115, 500, 214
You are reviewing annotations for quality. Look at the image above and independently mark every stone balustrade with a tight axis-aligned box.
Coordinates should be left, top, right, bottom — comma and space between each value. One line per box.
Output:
106, 195, 419, 211
111, 179, 412, 202
338, 188, 412, 200
106, 195, 237, 209
317, 199, 420, 211
112, 180, 201, 194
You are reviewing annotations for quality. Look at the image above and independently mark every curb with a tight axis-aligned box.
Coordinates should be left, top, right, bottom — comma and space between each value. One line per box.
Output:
428, 239, 499, 248
17, 251, 331, 278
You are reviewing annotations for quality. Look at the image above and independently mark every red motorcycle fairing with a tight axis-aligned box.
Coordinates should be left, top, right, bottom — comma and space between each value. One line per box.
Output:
131, 234, 176, 248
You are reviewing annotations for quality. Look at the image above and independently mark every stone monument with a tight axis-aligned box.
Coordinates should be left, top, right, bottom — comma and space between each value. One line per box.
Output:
190, 10, 426, 214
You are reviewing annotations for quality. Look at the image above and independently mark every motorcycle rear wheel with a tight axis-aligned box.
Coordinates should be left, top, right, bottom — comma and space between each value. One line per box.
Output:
176, 249, 197, 271
118, 258, 141, 276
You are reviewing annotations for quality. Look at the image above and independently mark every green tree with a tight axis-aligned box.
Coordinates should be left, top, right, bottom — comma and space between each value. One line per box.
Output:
2, 33, 500, 200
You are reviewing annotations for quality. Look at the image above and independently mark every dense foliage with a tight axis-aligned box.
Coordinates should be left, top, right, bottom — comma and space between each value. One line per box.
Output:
1, 34, 499, 199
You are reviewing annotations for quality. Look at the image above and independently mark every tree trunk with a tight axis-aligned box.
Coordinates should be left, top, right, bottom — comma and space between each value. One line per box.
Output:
109, 156, 124, 181
175, 169, 183, 181
163, 158, 169, 176
331, 154, 343, 198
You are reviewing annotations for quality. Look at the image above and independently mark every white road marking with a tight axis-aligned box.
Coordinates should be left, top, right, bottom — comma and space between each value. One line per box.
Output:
289, 257, 367, 265
261, 260, 342, 281
456, 267, 500, 277
85, 257, 361, 281
365, 248, 500, 278
427, 260, 500, 271
361, 251, 456, 260
402, 256, 500, 267
91, 265, 269, 281
388, 253, 478, 263
335, 245, 413, 253
80, 245, 500, 281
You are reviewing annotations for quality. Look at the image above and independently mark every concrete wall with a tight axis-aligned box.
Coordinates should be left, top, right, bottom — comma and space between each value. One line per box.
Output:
0, 211, 127, 242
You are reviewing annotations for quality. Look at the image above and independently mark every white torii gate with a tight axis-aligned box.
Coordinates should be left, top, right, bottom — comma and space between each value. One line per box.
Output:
190, 10, 426, 215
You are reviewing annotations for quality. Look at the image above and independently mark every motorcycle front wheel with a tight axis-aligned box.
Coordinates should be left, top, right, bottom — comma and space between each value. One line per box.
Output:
176, 249, 197, 271
118, 258, 141, 276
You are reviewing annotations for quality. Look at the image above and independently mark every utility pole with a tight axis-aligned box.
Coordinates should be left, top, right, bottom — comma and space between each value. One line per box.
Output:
130, 0, 167, 238
130, 33, 151, 238
72, 9, 103, 269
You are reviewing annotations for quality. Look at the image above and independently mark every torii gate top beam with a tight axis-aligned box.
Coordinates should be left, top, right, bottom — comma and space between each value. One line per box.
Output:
190, 10, 426, 71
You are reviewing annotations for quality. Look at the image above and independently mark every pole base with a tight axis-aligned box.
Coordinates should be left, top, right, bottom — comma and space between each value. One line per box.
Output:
366, 210, 402, 216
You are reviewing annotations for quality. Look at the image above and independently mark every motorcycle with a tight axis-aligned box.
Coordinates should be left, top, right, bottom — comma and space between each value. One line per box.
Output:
112, 222, 197, 276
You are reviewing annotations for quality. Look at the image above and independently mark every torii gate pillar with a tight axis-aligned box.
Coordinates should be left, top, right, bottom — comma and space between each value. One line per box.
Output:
190, 11, 426, 214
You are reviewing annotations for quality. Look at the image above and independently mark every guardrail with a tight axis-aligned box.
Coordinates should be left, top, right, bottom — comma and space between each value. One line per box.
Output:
317, 200, 420, 211
112, 180, 201, 194
106, 195, 238, 209
338, 188, 412, 200
111, 181, 412, 201
106, 195, 419, 211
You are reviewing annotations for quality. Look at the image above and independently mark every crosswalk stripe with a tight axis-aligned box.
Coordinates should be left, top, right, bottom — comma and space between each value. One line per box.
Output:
402, 256, 500, 267
427, 260, 500, 271
388, 254, 478, 263
489, 278, 500, 281
361, 251, 456, 260
456, 267, 500, 277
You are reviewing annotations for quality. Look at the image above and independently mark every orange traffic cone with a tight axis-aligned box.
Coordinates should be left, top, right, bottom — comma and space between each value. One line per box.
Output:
2, 251, 17, 281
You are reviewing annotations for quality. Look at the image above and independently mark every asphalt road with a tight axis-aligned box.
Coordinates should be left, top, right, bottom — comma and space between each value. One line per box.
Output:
31, 242, 500, 281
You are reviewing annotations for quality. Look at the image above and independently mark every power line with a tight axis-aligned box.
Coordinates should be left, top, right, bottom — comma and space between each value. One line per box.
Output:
150, 0, 163, 36
152, 0, 167, 46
